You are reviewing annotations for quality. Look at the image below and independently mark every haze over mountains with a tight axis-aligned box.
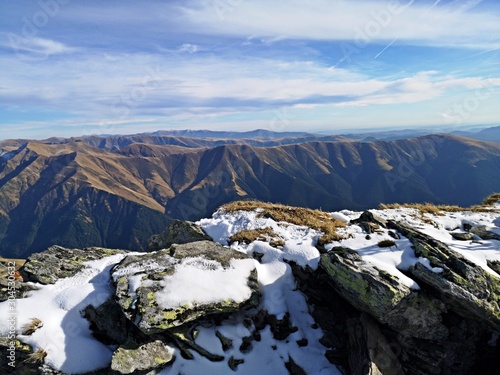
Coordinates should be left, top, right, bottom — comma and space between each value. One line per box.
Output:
1, 129, 500, 258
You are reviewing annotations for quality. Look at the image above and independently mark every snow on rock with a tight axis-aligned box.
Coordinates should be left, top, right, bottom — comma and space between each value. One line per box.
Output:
155, 257, 255, 310
0, 253, 128, 374
1, 202, 499, 374
111, 241, 260, 334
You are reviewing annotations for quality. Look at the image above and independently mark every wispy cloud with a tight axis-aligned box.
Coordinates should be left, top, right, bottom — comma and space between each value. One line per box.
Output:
178, 0, 499, 49
1, 35, 74, 57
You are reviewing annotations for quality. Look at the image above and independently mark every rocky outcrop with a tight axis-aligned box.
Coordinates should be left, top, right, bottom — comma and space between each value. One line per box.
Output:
19, 246, 128, 284
306, 212, 500, 375
387, 220, 500, 331
112, 240, 259, 334
0, 278, 38, 302
147, 220, 212, 251
320, 248, 412, 325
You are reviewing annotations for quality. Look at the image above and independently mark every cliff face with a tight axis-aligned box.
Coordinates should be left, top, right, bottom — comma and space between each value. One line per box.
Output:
2, 134, 500, 257
1, 199, 499, 375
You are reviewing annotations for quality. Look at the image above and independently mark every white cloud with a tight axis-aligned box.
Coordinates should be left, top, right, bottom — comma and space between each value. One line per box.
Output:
179, 0, 500, 49
2, 50, 499, 122
178, 43, 199, 54
2, 35, 74, 56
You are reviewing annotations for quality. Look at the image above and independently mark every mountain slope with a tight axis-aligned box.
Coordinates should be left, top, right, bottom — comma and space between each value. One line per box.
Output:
1, 134, 500, 257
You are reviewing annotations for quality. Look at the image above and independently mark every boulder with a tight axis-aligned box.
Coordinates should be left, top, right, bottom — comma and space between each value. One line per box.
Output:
83, 298, 130, 345
148, 220, 212, 251
469, 225, 500, 241
111, 340, 174, 374
112, 240, 260, 334
351, 211, 388, 228
19, 246, 127, 284
451, 232, 475, 241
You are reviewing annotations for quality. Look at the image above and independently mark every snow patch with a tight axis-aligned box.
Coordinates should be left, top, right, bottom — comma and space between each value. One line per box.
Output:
155, 257, 255, 309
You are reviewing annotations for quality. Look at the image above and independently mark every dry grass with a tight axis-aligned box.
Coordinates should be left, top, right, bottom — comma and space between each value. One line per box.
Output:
379, 202, 462, 215
222, 200, 346, 245
24, 348, 47, 364
483, 193, 500, 206
229, 228, 285, 247
379, 193, 500, 215
22, 318, 43, 336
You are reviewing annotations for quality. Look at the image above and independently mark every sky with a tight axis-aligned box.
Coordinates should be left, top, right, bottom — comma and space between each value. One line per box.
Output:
1, 0, 500, 139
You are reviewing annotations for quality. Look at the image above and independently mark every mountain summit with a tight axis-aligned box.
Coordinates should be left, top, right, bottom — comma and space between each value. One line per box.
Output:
1, 198, 499, 374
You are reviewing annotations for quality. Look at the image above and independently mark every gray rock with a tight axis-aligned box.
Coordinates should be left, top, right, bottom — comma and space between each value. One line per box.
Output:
469, 225, 500, 241
320, 249, 411, 325
19, 246, 128, 285
83, 298, 130, 345
451, 232, 475, 241
388, 220, 500, 331
112, 241, 260, 334
349, 314, 405, 375
320, 246, 449, 341
0, 278, 38, 302
111, 340, 174, 374
148, 220, 212, 251
351, 211, 388, 228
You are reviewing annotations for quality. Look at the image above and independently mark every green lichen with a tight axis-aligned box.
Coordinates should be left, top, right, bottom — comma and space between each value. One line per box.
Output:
15, 339, 32, 352
154, 356, 169, 365
320, 253, 409, 321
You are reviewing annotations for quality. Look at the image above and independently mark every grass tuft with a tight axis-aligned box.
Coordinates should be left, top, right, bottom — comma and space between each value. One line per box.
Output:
24, 348, 47, 364
483, 193, 500, 206
222, 200, 346, 245
22, 318, 43, 336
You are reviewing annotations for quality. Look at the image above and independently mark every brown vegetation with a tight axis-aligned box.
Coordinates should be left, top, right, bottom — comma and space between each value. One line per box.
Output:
24, 348, 47, 364
483, 193, 500, 206
379, 193, 500, 215
22, 318, 44, 336
229, 227, 285, 247
0, 257, 26, 279
222, 200, 346, 245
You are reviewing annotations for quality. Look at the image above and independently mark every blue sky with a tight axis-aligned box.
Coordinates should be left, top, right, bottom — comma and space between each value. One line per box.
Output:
1, 0, 499, 139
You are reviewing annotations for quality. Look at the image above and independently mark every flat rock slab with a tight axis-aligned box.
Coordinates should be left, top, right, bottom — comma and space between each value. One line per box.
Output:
19, 245, 128, 284
112, 240, 260, 334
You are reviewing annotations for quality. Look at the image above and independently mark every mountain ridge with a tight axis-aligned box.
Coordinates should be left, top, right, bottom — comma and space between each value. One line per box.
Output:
1, 133, 500, 257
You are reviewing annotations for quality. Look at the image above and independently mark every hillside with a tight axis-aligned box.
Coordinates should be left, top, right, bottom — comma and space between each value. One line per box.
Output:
1, 134, 500, 257
1, 199, 499, 374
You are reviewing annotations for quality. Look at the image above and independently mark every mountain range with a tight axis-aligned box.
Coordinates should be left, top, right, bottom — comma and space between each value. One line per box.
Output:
1, 131, 500, 258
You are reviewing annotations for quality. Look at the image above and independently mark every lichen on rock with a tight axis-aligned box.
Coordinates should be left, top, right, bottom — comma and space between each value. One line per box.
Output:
19, 245, 128, 284
112, 240, 260, 334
